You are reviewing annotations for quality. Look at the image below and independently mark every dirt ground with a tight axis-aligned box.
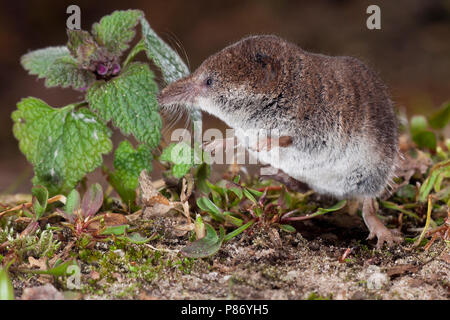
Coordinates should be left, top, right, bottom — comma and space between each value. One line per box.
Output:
10, 210, 447, 301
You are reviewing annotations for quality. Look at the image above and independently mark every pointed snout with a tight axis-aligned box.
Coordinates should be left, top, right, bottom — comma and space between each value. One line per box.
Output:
157, 76, 199, 107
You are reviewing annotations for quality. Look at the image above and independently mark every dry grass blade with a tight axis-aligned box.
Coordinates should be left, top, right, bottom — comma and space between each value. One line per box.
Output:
0, 195, 66, 218
414, 195, 433, 247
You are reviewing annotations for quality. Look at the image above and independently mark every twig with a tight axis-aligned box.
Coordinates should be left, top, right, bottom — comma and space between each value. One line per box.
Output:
145, 244, 179, 254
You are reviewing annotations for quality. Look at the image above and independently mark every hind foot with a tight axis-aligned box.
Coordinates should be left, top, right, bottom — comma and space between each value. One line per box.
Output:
362, 198, 403, 249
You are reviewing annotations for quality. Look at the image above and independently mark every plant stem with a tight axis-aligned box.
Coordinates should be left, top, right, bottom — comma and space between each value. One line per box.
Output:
123, 40, 146, 68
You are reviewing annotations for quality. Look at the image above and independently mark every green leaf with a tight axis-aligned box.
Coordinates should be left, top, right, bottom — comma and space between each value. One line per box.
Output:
139, 17, 189, 83
65, 189, 81, 216
246, 188, 264, 197
87, 62, 161, 148
12, 98, 113, 195
418, 160, 450, 202
181, 224, 224, 258
160, 142, 194, 178
118, 232, 153, 244
138, 16, 203, 125
223, 221, 254, 242
380, 200, 420, 220
92, 10, 143, 56
21, 46, 71, 78
206, 180, 226, 196
32, 185, 48, 220
284, 200, 347, 221
410, 115, 428, 136
429, 101, 450, 130
26, 259, 77, 277
45, 56, 95, 89
316, 200, 347, 214
413, 131, 437, 150
21, 46, 94, 90
395, 184, 416, 201
224, 212, 243, 227
196, 197, 225, 222
225, 182, 243, 200
100, 224, 129, 236
194, 163, 211, 194
108, 140, 152, 206
279, 224, 296, 233
243, 188, 257, 203
0, 268, 14, 300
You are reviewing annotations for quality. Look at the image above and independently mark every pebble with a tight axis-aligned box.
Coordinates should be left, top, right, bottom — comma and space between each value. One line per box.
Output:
365, 265, 389, 290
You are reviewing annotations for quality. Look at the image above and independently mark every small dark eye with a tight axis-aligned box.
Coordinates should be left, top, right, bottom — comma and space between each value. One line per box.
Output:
205, 77, 213, 86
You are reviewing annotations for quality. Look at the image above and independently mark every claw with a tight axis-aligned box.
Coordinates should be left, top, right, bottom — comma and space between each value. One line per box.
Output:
374, 228, 403, 249
362, 198, 403, 249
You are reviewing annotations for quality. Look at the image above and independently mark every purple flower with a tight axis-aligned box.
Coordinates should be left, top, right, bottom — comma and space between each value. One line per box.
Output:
96, 63, 108, 75
111, 63, 121, 75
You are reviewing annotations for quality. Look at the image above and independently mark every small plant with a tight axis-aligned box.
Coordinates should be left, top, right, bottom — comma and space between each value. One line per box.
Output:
180, 175, 346, 258
13, 10, 192, 208
0, 221, 61, 262
409, 101, 450, 152
57, 183, 128, 247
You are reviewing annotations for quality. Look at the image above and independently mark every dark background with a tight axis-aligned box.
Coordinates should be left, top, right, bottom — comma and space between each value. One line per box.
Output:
0, 0, 449, 192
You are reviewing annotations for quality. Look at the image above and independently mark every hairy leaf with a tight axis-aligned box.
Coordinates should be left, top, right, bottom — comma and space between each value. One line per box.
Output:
21, 46, 71, 78
12, 98, 112, 195
160, 142, 194, 178
108, 140, 152, 206
92, 10, 143, 56
45, 56, 95, 90
139, 17, 189, 83
21, 47, 94, 90
87, 62, 161, 148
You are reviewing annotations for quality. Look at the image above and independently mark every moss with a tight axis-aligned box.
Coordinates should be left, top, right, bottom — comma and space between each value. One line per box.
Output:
307, 292, 333, 300
116, 283, 141, 299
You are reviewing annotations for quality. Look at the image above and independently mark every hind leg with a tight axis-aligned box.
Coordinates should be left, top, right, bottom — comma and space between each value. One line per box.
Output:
362, 198, 402, 248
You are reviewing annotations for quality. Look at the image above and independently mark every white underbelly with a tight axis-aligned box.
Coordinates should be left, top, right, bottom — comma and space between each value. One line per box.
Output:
255, 146, 351, 196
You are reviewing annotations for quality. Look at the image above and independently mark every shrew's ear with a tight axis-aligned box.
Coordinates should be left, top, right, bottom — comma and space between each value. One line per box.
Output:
254, 52, 281, 85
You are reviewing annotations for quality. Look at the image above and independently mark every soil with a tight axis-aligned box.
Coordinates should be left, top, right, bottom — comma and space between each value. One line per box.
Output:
9, 210, 448, 300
